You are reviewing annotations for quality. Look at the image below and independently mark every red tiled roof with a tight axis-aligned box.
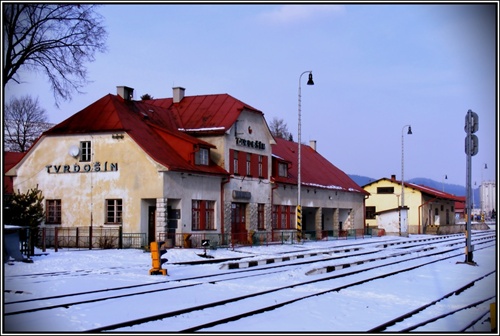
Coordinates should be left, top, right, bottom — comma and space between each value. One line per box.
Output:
44, 94, 228, 176
3, 152, 25, 194
148, 94, 263, 135
271, 137, 368, 194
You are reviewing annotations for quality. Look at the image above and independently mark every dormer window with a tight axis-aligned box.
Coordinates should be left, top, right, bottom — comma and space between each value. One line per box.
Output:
195, 147, 209, 166
278, 162, 288, 177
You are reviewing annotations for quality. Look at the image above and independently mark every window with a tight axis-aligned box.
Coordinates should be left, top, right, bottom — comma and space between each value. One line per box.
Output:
192, 200, 215, 230
272, 205, 295, 229
106, 199, 123, 224
233, 150, 239, 175
377, 187, 394, 194
195, 147, 209, 165
80, 141, 91, 162
278, 162, 288, 177
258, 155, 263, 177
365, 206, 376, 220
46, 200, 61, 224
257, 203, 265, 230
246, 153, 252, 176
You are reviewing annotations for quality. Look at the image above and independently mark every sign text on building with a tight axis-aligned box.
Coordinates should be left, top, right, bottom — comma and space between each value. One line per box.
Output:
46, 162, 118, 174
235, 137, 265, 150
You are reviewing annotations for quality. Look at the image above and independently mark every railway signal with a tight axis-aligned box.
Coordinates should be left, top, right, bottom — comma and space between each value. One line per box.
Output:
464, 109, 478, 265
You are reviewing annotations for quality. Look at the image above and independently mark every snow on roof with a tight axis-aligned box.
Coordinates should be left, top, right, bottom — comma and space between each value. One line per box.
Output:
178, 127, 226, 132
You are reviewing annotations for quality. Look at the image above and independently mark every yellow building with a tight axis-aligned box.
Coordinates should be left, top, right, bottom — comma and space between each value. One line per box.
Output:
363, 175, 464, 235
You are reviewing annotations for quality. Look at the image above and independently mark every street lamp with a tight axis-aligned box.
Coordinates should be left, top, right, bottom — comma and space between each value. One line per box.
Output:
400, 124, 412, 236
297, 70, 314, 241
481, 163, 487, 219
442, 174, 447, 192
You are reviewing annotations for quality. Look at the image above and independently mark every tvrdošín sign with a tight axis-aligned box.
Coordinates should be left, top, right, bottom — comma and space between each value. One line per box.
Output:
235, 136, 266, 150
45, 162, 118, 174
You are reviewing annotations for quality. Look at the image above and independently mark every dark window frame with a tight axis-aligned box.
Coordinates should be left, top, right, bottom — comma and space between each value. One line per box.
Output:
195, 147, 209, 166
278, 162, 288, 177
106, 199, 123, 224
192, 200, 215, 231
46, 199, 62, 224
272, 205, 295, 230
365, 206, 376, 220
80, 141, 91, 162
377, 187, 394, 194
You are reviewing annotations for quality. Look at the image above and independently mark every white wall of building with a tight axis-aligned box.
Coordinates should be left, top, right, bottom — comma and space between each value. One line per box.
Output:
480, 181, 496, 217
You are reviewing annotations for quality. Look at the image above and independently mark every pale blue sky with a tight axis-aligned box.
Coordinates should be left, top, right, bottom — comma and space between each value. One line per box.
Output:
4, 3, 497, 187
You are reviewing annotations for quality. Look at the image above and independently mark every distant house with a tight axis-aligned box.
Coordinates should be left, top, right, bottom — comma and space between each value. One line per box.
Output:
363, 175, 465, 235
6, 85, 367, 248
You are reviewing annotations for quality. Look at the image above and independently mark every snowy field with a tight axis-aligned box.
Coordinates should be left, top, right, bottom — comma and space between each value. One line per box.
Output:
3, 225, 497, 333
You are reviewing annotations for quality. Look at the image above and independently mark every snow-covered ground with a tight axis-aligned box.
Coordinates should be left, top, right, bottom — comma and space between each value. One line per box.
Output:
3, 225, 497, 333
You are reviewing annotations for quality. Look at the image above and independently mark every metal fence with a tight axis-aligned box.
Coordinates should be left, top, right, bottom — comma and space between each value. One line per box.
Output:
37, 226, 146, 252
33, 226, 372, 253
158, 228, 372, 250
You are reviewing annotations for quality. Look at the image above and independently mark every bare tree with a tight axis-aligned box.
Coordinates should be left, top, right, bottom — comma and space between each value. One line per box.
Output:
3, 4, 107, 106
4, 95, 53, 152
269, 117, 293, 141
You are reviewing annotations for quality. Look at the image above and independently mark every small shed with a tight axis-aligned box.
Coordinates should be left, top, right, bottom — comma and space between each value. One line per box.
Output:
374, 206, 409, 236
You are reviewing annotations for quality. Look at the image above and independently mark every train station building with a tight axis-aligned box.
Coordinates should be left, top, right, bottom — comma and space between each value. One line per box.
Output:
6, 86, 368, 248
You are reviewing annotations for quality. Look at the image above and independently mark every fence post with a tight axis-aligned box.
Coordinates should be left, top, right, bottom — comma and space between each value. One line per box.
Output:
54, 227, 58, 252
42, 227, 46, 252
89, 225, 93, 250
118, 226, 123, 249
76, 227, 79, 249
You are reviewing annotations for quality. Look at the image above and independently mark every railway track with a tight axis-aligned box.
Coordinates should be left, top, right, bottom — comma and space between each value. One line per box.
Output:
369, 272, 495, 332
4, 232, 492, 311
3, 231, 495, 332
94, 238, 495, 332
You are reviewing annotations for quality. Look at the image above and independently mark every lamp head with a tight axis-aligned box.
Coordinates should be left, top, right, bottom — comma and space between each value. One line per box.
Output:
407, 126, 412, 135
307, 73, 314, 85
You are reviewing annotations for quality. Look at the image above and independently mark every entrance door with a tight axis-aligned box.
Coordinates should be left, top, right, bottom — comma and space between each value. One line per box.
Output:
231, 203, 247, 243
148, 206, 156, 244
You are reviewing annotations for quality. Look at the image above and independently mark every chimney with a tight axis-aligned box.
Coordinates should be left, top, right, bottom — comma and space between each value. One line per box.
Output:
391, 174, 396, 181
173, 87, 185, 103
117, 86, 134, 100
309, 140, 317, 151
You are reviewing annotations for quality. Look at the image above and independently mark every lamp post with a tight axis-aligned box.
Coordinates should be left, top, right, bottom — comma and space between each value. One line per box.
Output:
442, 174, 447, 192
400, 124, 412, 236
481, 163, 487, 220
297, 70, 314, 241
